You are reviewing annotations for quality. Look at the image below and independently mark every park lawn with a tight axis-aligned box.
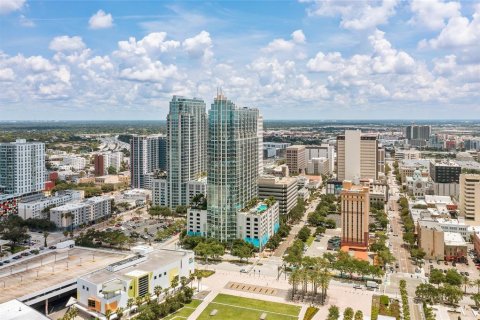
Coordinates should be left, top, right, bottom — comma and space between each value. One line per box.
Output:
197, 294, 300, 320
162, 299, 202, 320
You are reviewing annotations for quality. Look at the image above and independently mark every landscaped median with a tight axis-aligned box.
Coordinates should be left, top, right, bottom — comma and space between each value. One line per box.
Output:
197, 293, 301, 320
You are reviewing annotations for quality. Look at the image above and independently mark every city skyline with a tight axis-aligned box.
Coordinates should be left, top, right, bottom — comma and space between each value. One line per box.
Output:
2, 1, 480, 120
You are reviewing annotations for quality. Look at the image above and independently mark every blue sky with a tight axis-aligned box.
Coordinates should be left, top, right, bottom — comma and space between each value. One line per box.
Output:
0, 0, 479, 120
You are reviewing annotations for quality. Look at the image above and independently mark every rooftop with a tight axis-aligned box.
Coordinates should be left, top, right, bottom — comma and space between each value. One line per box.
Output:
0, 299, 49, 320
444, 232, 467, 246
79, 249, 192, 285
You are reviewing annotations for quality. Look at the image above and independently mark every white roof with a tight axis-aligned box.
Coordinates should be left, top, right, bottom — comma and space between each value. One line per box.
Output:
0, 300, 49, 320
444, 232, 467, 246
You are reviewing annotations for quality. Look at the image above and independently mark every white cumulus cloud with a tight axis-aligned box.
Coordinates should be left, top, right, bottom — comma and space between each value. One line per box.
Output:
409, 0, 461, 30
0, 0, 25, 14
182, 31, 213, 61
89, 10, 113, 29
49, 36, 86, 52
302, 0, 399, 30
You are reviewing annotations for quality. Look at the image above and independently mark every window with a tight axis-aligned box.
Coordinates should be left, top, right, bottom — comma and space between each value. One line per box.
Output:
88, 299, 96, 308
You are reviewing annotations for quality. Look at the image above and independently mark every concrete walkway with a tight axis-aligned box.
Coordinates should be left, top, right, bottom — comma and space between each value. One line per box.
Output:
187, 290, 219, 320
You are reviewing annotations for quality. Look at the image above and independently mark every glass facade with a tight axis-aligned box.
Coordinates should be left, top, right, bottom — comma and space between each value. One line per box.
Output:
207, 94, 259, 242
166, 96, 207, 208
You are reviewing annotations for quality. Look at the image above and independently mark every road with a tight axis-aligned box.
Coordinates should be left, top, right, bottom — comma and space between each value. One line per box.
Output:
273, 198, 320, 257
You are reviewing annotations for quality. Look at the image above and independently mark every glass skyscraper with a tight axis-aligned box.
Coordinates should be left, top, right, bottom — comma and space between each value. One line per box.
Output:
207, 93, 259, 242
166, 96, 207, 208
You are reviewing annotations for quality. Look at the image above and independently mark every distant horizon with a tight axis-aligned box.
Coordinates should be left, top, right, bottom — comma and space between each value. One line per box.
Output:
1, 119, 480, 123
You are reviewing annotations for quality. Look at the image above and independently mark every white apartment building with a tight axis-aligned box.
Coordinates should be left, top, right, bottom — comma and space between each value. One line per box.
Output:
395, 149, 421, 161
76, 249, 194, 317
258, 176, 298, 215
187, 208, 208, 236
337, 130, 378, 182
306, 157, 329, 176
304, 144, 335, 174
236, 200, 279, 250
0, 139, 46, 196
50, 196, 111, 229
17, 190, 84, 220
152, 178, 167, 207
62, 155, 87, 171
459, 174, 480, 222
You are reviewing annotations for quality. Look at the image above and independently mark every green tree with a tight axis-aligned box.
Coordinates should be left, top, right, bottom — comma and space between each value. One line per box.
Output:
327, 305, 340, 320
472, 293, 480, 308
297, 226, 311, 242
429, 269, 445, 287
354, 310, 363, 320
445, 269, 462, 286
441, 284, 463, 305
231, 240, 254, 262
107, 165, 117, 175
43, 231, 49, 247
343, 307, 354, 320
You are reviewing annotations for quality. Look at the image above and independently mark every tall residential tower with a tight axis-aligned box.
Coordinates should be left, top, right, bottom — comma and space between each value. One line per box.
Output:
0, 139, 45, 196
207, 93, 259, 242
166, 96, 207, 208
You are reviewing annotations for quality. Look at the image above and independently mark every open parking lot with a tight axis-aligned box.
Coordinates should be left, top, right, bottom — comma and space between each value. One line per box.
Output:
304, 228, 341, 257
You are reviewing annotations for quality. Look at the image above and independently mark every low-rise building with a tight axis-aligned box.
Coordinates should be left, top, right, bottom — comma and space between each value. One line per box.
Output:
50, 196, 111, 229
17, 190, 84, 220
62, 155, 87, 171
418, 220, 467, 261
186, 199, 280, 250
76, 249, 194, 317
306, 157, 329, 175
394, 149, 421, 161
236, 200, 279, 249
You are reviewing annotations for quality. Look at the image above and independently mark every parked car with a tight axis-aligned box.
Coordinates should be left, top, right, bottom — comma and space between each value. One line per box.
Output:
12, 256, 21, 260
465, 272, 470, 276
3, 260, 10, 264
49, 246, 56, 250
240, 269, 248, 273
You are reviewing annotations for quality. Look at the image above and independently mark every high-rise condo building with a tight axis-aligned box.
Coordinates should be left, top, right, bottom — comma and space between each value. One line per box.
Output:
406, 125, 431, 141
207, 93, 259, 242
166, 96, 207, 208
130, 135, 166, 189
257, 114, 264, 176
337, 130, 378, 182
0, 139, 46, 196
459, 174, 480, 221
286, 145, 306, 174
340, 180, 370, 248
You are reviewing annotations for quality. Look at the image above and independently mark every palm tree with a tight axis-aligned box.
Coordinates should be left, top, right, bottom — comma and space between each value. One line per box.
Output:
154, 285, 162, 302
288, 269, 301, 299
318, 269, 332, 305
105, 309, 113, 320
473, 279, 480, 294
462, 276, 472, 294
43, 231, 49, 247
63, 230, 68, 239
171, 275, 179, 293
189, 273, 195, 289
126, 298, 134, 316
143, 293, 152, 304
135, 296, 143, 308
180, 276, 188, 288
116, 307, 124, 319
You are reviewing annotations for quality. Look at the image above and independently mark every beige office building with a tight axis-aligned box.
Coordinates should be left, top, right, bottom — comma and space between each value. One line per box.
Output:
340, 181, 370, 248
459, 174, 480, 221
286, 145, 306, 174
418, 220, 467, 261
258, 176, 298, 215
337, 130, 378, 181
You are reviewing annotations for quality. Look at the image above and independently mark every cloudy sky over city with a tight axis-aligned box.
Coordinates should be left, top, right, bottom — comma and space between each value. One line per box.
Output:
1, 0, 480, 120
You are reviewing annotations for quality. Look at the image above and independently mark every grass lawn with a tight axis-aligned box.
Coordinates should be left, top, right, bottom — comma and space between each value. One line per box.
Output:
306, 235, 315, 246
197, 294, 300, 320
162, 299, 202, 320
